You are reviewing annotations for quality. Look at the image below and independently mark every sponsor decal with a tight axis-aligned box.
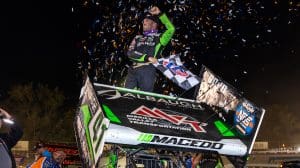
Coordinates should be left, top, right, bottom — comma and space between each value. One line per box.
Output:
129, 106, 207, 133
138, 134, 224, 150
97, 89, 204, 110
196, 66, 263, 139
105, 124, 248, 156
75, 78, 110, 167
196, 69, 239, 112
81, 105, 110, 164
234, 101, 256, 135
205, 71, 228, 93
88, 107, 109, 162
163, 60, 190, 77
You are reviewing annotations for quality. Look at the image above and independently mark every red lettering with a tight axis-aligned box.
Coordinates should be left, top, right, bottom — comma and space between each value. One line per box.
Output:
131, 106, 207, 133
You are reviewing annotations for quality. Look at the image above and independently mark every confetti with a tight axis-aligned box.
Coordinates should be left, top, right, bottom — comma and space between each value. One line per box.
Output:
75, 0, 292, 93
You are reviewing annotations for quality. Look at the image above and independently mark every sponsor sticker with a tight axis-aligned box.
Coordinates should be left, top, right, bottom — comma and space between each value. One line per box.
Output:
128, 106, 207, 133
234, 101, 256, 135
137, 134, 224, 150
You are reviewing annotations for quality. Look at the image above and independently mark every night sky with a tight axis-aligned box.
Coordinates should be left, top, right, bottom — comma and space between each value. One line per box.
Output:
2, 0, 79, 97
1, 0, 300, 144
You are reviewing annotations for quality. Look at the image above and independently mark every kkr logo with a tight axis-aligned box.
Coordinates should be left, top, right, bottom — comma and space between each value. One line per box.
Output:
131, 106, 207, 133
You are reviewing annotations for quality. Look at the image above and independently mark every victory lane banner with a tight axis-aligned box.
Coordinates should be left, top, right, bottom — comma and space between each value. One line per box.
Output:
195, 66, 265, 154
93, 83, 263, 156
74, 77, 110, 168
153, 54, 200, 90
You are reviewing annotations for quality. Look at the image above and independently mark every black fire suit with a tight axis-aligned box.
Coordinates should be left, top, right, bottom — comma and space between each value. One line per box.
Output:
125, 13, 175, 92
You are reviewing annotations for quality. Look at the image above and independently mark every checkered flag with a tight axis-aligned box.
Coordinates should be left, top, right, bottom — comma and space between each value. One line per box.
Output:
153, 55, 200, 90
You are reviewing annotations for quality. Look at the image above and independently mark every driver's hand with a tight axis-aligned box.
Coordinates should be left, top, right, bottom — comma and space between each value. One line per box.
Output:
148, 57, 158, 64
149, 6, 161, 15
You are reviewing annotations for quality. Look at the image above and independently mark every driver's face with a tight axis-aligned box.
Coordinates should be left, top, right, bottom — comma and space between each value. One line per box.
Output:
143, 18, 155, 31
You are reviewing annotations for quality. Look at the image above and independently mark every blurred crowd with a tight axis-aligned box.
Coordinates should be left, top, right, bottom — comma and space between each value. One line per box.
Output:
74, 0, 299, 95
27, 142, 66, 168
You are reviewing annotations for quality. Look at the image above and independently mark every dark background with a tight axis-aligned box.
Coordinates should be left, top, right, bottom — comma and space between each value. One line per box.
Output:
1, 0, 78, 98
1, 0, 299, 104
1, 0, 300, 145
